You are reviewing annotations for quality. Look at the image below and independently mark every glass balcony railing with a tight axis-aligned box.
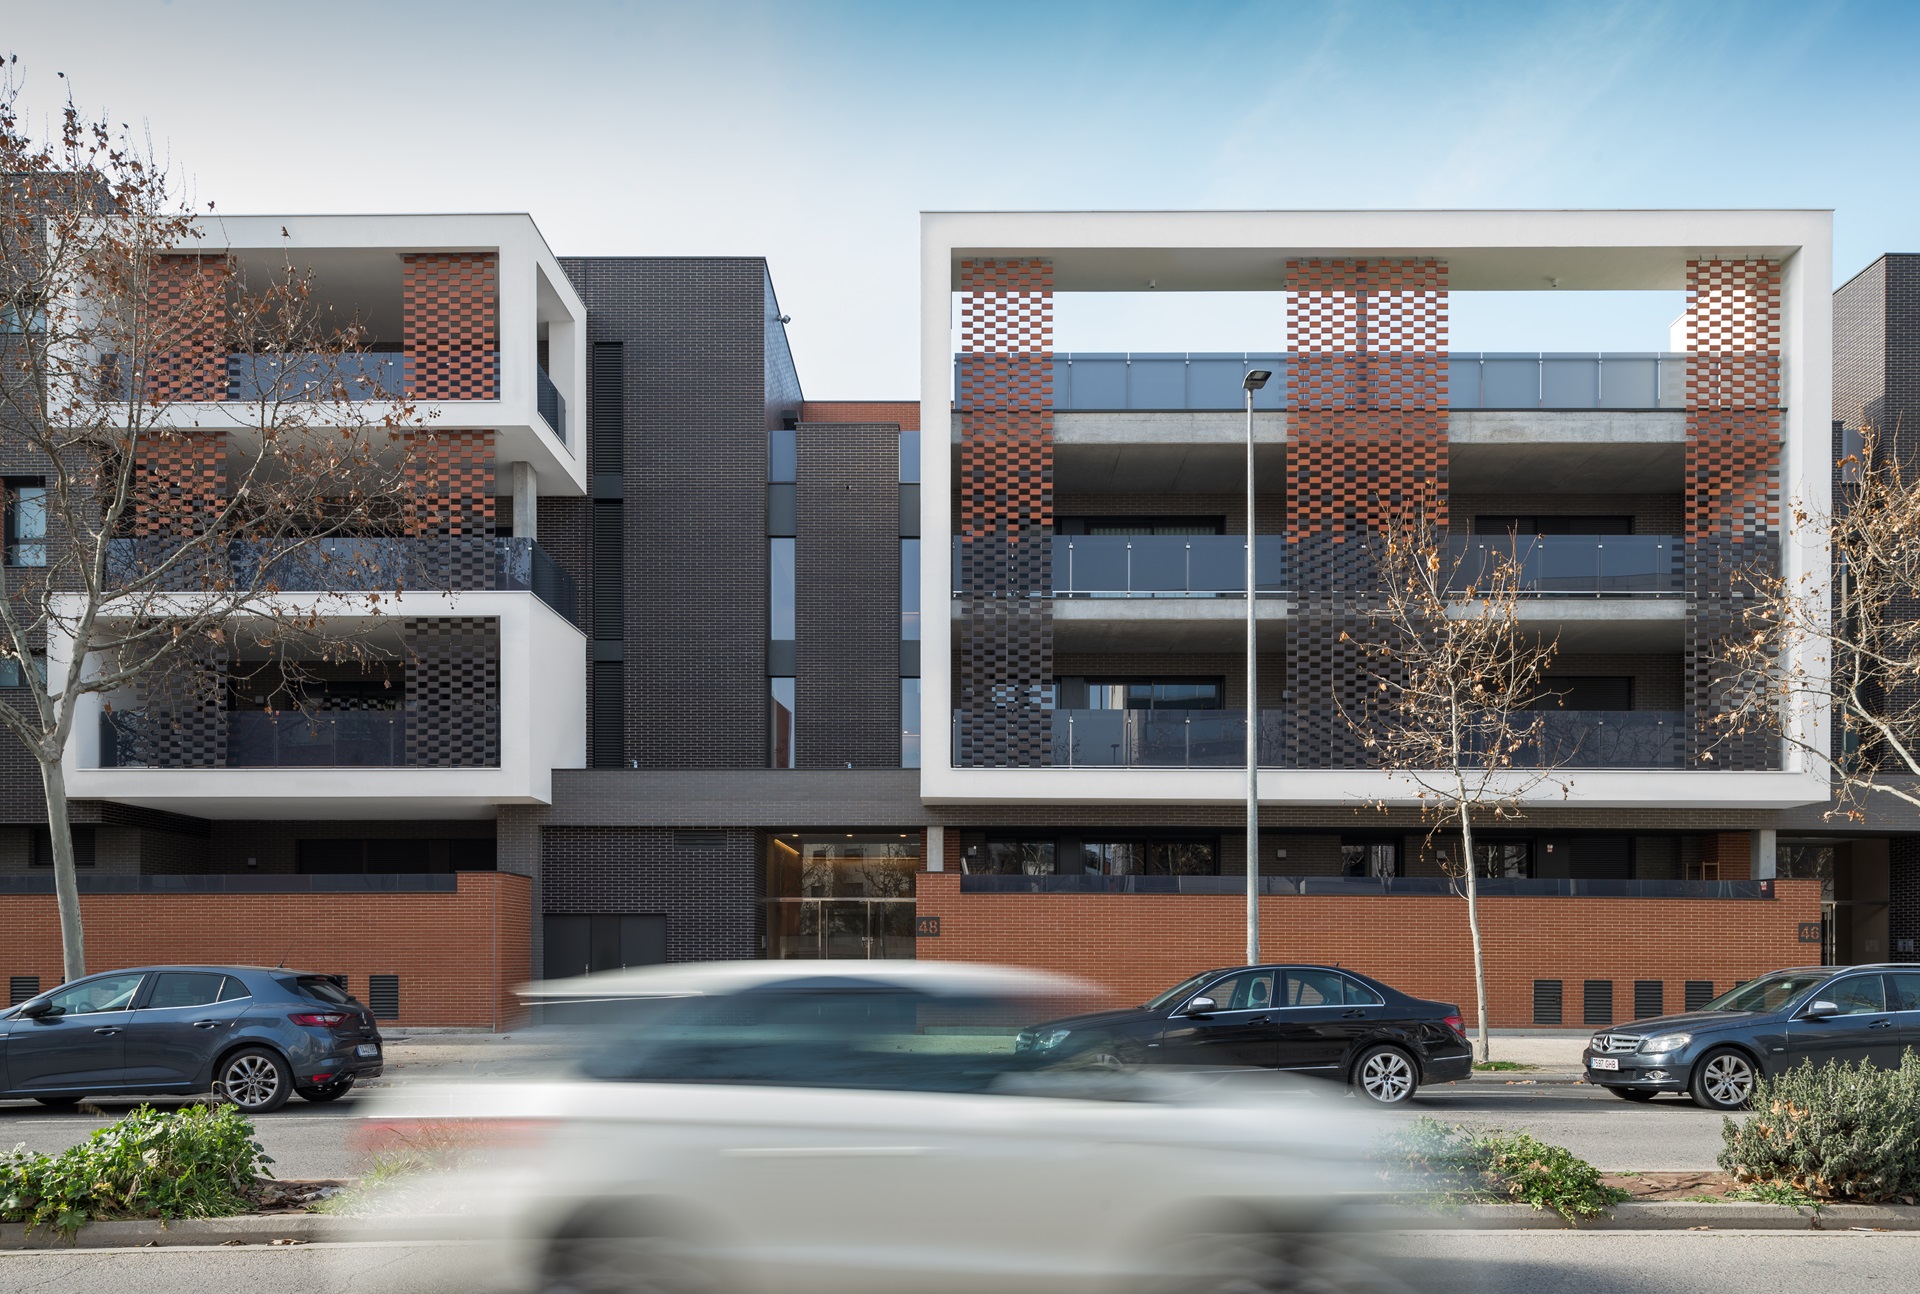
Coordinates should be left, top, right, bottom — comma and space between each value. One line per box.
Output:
227, 352, 405, 401
960, 875, 1777, 899
951, 535, 1686, 599
1446, 535, 1685, 597
536, 365, 567, 444
952, 708, 1682, 769
954, 352, 1695, 413
105, 537, 580, 628
953, 709, 1287, 768
99, 708, 503, 770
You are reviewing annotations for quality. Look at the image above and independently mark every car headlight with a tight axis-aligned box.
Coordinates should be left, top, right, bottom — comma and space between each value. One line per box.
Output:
1640, 1033, 1692, 1054
1033, 1028, 1072, 1050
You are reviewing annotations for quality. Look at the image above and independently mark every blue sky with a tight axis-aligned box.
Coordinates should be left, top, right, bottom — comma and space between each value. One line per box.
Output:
7, 0, 1911, 394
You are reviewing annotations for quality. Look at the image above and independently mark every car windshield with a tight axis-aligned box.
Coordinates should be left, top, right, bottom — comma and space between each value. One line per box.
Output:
578, 985, 1084, 1096
1143, 972, 1217, 1012
1702, 973, 1832, 1014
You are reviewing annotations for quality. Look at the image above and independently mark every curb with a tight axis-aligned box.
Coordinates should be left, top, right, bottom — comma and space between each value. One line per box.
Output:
1378, 1202, 1920, 1231
0, 1214, 333, 1251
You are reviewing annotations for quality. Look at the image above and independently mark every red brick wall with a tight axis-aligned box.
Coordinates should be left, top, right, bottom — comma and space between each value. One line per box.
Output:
915, 873, 1819, 1028
403, 253, 499, 400
801, 401, 920, 431
0, 872, 530, 1028
145, 254, 229, 402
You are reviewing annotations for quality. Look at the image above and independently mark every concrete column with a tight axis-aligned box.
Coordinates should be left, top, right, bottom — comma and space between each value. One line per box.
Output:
926, 825, 945, 872
1753, 829, 1778, 879
512, 460, 538, 541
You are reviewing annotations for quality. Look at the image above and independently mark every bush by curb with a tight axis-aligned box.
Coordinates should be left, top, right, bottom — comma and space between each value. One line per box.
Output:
1388, 1117, 1630, 1223
1720, 1050, 1920, 1203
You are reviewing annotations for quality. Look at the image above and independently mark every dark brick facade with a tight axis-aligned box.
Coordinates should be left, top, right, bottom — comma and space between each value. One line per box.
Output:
796, 421, 902, 769
540, 826, 758, 962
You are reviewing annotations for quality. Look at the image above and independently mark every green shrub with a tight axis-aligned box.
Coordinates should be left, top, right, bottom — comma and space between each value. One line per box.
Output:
0, 1103, 272, 1237
1719, 1049, 1920, 1203
1387, 1117, 1628, 1223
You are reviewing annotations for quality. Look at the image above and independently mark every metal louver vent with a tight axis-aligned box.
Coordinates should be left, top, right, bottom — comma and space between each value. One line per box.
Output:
675, 830, 725, 850
1583, 979, 1614, 1027
9, 976, 40, 1006
1684, 980, 1715, 1011
368, 975, 400, 1020
1532, 979, 1563, 1025
1633, 980, 1664, 1020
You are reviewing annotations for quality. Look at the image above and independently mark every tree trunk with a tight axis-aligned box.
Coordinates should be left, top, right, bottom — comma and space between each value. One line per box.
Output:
1458, 802, 1490, 1064
38, 756, 87, 982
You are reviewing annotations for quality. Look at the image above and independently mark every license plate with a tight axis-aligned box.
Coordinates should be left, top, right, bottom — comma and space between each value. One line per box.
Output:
1589, 1056, 1619, 1071
356, 1043, 380, 1058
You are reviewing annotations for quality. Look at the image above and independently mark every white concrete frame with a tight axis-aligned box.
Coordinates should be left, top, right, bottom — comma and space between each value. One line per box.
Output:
919, 210, 1833, 809
55, 591, 585, 820
147, 213, 589, 496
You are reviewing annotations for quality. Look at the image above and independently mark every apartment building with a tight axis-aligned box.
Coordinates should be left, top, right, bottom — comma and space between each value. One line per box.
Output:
5, 207, 1918, 1030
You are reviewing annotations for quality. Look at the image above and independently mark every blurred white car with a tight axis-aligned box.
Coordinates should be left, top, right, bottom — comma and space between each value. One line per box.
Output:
355, 962, 1408, 1294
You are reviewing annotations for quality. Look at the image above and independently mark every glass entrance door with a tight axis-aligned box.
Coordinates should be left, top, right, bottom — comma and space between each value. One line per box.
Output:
764, 833, 921, 960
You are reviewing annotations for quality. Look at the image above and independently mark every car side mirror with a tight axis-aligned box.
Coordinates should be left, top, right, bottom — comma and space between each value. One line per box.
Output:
1803, 1000, 1840, 1020
1184, 996, 1218, 1016
19, 1000, 54, 1019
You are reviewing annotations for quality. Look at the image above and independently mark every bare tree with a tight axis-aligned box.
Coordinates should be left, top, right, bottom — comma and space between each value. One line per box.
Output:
1341, 514, 1568, 1063
1711, 422, 1918, 821
0, 65, 434, 980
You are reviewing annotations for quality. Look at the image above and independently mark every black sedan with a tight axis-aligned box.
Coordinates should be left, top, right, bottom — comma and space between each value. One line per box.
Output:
1582, 964, 1920, 1110
1015, 963, 1472, 1104
0, 965, 384, 1113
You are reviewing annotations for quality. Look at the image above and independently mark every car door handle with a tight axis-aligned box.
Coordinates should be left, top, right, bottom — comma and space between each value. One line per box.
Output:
1342, 1009, 1368, 1019
1869, 1018, 1895, 1029
1248, 1015, 1271, 1025
192, 1020, 221, 1029
93, 1026, 122, 1035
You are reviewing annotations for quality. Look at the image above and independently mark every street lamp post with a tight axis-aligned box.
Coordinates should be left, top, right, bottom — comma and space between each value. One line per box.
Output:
1242, 369, 1272, 966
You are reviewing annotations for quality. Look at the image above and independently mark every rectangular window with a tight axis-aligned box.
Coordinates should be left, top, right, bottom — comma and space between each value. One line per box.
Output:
898, 430, 920, 484
0, 653, 47, 688
1474, 841, 1532, 878
1079, 839, 1218, 876
770, 538, 795, 640
31, 826, 96, 868
901, 678, 920, 768
771, 677, 795, 768
1057, 677, 1225, 710
769, 429, 796, 483
900, 539, 920, 640
1341, 839, 1399, 879
5, 479, 48, 568
962, 837, 1056, 876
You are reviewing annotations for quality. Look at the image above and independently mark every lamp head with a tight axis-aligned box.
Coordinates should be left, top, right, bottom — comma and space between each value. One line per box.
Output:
1243, 370, 1273, 392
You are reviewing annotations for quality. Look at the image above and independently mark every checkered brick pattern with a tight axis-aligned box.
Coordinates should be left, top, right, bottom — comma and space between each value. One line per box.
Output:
402, 617, 500, 768
128, 639, 228, 770
1285, 260, 1448, 767
145, 256, 229, 402
132, 432, 227, 538
1684, 260, 1782, 771
956, 259, 1054, 767
406, 431, 496, 589
404, 254, 499, 400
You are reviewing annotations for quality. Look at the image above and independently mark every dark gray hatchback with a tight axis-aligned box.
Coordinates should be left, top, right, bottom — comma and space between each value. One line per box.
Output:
1582, 965, 1920, 1110
0, 965, 383, 1113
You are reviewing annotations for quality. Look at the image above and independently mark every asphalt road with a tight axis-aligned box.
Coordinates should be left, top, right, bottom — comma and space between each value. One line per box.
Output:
3, 1231, 1917, 1294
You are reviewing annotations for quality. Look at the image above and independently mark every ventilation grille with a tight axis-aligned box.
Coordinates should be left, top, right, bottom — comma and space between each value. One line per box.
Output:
9, 976, 39, 1006
368, 974, 400, 1020
1583, 979, 1614, 1026
591, 660, 625, 768
1532, 979, 1563, 1026
674, 830, 725, 850
590, 342, 624, 476
591, 501, 624, 641
1633, 979, 1664, 1021
1685, 980, 1716, 1012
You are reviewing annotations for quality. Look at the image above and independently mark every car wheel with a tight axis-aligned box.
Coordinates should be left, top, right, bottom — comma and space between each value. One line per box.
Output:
540, 1227, 716, 1294
32, 1096, 79, 1108
1690, 1048, 1758, 1111
217, 1047, 292, 1113
1608, 1087, 1658, 1102
1353, 1045, 1419, 1105
297, 1078, 355, 1103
